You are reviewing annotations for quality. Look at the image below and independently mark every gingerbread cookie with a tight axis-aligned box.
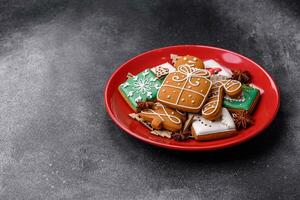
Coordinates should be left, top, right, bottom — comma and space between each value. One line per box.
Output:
223, 85, 260, 113
191, 108, 237, 141
157, 65, 212, 113
138, 103, 186, 132
174, 55, 205, 69
201, 81, 224, 121
221, 79, 243, 97
119, 69, 162, 111
201, 80, 242, 121
151, 63, 176, 79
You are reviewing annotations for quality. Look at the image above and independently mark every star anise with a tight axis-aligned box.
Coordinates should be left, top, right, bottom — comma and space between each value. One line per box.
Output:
232, 70, 252, 84
232, 111, 254, 130
172, 130, 191, 141
136, 101, 155, 110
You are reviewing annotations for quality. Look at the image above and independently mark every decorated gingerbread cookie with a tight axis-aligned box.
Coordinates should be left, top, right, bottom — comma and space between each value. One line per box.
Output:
118, 69, 162, 111
223, 85, 260, 113
174, 55, 205, 69
201, 81, 225, 121
191, 108, 237, 141
151, 63, 176, 79
201, 80, 242, 121
157, 65, 212, 113
138, 103, 186, 132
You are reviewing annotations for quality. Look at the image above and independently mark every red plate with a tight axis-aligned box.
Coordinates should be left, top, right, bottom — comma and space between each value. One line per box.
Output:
104, 45, 280, 151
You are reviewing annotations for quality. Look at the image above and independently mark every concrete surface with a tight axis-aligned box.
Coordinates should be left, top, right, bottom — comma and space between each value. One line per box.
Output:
0, 0, 299, 199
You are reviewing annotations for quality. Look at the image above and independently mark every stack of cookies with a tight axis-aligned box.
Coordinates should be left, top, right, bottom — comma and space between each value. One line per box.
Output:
119, 55, 260, 141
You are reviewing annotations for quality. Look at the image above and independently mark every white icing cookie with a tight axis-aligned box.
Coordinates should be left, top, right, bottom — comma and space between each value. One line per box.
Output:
203, 59, 233, 78
191, 108, 236, 141
151, 63, 176, 78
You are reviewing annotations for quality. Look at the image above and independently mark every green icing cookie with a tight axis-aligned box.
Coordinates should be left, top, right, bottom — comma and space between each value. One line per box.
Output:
119, 69, 162, 110
223, 85, 259, 111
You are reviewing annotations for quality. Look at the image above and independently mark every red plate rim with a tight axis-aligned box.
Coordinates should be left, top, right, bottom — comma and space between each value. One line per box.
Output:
104, 45, 280, 151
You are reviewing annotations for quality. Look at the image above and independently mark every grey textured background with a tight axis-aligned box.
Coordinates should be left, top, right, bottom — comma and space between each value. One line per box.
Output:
0, 0, 299, 199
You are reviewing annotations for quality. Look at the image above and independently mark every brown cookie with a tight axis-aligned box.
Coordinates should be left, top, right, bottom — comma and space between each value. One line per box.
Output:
157, 65, 212, 113
221, 80, 242, 98
138, 103, 186, 132
201, 80, 242, 121
174, 55, 205, 69
201, 82, 224, 121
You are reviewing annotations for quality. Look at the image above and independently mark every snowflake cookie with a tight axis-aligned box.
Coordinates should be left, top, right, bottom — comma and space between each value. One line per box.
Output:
119, 69, 162, 111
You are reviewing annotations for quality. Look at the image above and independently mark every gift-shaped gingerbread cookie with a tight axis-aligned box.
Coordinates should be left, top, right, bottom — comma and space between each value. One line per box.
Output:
157, 65, 212, 113
119, 69, 162, 111
138, 103, 186, 132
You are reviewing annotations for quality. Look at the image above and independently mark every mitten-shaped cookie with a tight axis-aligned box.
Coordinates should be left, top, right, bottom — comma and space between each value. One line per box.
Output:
138, 103, 186, 132
174, 55, 205, 69
223, 85, 260, 113
221, 80, 242, 98
202, 80, 242, 121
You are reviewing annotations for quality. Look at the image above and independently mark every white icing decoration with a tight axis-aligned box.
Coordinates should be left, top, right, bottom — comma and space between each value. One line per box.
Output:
187, 60, 196, 67
133, 78, 152, 94
175, 109, 185, 116
135, 96, 142, 102
191, 108, 236, 136
154, 83, 160, 90
127, 91, 133, 97
122, 82, 129, 88
133, 76, 138, 81
147, 91, 152, 98
150, 63, 176, 77
150, 77, 158, 82
141, 103, 181, 124
142, 69, 149, 76
224, 92, 245, 102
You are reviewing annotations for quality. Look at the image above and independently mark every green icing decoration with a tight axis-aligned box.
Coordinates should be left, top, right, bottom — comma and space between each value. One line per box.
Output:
119, 69, 162, 110
223, 85, 259, 111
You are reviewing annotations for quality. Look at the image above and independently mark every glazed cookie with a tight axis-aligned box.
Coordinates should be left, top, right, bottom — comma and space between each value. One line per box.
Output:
157, 65, 212, 113
174, 55, 205, 69
138, 103, 186, 132
201, 80, 242, 121
191, 108, 237, 141
151, 63, 176, 79
223, 85, 260, 113
203, 59, 233, 78
119, 69, 162, 111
